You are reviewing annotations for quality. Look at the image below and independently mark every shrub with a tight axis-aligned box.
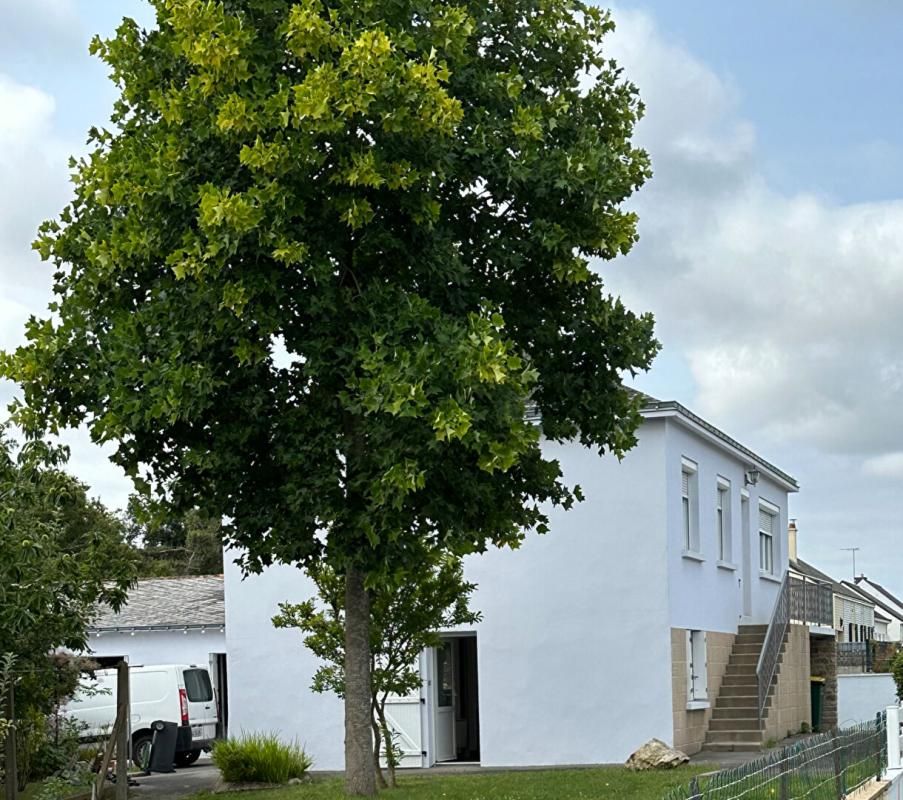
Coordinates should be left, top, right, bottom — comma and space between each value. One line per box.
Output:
212, 732, 312, 784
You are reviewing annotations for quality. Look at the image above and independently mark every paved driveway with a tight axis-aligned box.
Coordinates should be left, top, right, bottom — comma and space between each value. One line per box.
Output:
129, 762, 221, 800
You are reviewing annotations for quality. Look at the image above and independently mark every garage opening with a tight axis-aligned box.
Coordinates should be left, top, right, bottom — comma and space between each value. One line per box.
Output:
434, 635, 480, 763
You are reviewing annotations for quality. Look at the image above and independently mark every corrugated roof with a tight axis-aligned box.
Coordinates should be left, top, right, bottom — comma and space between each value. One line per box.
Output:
90, 575, 225, 631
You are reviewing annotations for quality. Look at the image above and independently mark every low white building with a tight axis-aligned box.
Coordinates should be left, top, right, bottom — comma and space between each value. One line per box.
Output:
225, 396, 805, 767
87, 575, 229, 732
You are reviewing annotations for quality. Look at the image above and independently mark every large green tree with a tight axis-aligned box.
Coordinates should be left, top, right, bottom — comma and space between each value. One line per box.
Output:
3, 1, 657, 793
124, 495, 224, 576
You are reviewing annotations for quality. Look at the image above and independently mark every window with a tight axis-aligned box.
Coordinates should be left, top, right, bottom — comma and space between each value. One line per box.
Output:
681, 460, 700, 555
183, 669, 213, 702
716, 479, 731, 562
436, 641, 453, 708
687, 630, 708, 703
758, 506, 776, 574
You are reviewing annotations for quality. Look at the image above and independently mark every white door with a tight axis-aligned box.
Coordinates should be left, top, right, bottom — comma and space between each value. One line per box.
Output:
434, 640, 456, 762
381, 691, 425, 768
182, 667, 218, 744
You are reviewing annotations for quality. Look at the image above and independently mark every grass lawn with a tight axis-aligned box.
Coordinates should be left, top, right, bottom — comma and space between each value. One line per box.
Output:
198, 765, 712, 800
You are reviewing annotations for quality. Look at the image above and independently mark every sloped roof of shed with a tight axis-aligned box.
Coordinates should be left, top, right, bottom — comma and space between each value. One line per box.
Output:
90, 575, 225, 631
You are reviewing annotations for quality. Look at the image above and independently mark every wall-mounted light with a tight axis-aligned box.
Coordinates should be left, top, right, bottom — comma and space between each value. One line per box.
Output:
744, 468, 760, 487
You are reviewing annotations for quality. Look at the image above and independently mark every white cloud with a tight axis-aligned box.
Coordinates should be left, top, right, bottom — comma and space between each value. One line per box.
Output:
0, 0, 83, 58
863, 453, 903, 480
604, 9, 903, 458
0, 72, 132, 510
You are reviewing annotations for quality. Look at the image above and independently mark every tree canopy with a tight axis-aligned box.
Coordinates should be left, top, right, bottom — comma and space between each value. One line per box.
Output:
2, 1, 657, 793
0, 434, 136, 706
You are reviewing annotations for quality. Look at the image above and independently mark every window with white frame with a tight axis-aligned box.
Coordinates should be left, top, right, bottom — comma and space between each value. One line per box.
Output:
681, 460, 699, 554
716, 478, 731, 562
687, 630, 708, 703
759, 505, 776, 574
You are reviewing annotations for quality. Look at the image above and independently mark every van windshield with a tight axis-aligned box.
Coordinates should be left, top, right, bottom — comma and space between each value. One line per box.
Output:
183, 669, 213, 702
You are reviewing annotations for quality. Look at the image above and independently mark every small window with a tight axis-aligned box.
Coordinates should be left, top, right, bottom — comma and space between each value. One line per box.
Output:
183, 669, 213, 702
716, 479, 731, 562
681, 460, 700, 554
758, 506, 776, 574
436, 642, 453, 708
687, 630, 708, 702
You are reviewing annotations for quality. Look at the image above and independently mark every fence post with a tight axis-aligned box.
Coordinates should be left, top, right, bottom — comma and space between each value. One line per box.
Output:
831, 730, 845, 799
877, 712, 886, 781
116, 662, 129, 800
887, 705, 901, 771
688, 775, 701, 800
3, 682, 16, 800
779, 745, 791, 800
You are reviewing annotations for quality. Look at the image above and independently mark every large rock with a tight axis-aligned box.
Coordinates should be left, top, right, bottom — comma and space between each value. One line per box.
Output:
625, 739, 690, 771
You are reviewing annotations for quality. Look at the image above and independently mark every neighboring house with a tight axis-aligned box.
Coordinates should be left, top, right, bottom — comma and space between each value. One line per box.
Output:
224, 395, 808, 767
789, 551, 876, 644
87, 575, 228, 731
852, 576, 903, 643
875, 610, 892, 642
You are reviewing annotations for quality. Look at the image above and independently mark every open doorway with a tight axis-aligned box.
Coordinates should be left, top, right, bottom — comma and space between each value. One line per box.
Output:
433, 635, 480, 763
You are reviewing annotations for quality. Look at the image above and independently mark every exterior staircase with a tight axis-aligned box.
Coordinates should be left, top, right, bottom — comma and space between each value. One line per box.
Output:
703, 624, 773, 752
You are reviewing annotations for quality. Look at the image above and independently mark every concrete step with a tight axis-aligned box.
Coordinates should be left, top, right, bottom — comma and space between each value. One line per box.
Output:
705, 728, 765, 743
715, 694, 759, 708
738, 625, 768, 634
709, 717, 761, 731
712, 705, 759, 719
729, 653, 760, 666
721, 674, 758, 686
732, 643, 763, 655
702, 741, 764, 753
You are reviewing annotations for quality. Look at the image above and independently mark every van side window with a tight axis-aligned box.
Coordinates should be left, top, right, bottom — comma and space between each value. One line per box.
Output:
183, 669, 213, 702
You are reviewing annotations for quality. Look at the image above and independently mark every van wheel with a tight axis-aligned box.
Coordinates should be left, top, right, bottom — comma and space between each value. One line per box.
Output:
175, 750, 202, 767
132, 734, 153, 771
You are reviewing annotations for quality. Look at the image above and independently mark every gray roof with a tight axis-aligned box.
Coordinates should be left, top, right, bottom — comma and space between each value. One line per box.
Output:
91, 575, 225, 632
850, 577, 903, 623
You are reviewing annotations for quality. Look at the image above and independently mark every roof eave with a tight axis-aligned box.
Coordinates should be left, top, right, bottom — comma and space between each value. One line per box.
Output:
642, 401, 799, 492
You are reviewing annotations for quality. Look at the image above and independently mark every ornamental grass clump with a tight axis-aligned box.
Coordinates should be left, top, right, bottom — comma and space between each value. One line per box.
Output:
212, 732, 312, 784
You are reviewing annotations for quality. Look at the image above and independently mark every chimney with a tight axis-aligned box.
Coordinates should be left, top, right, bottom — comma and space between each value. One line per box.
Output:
788, 518, 798, 563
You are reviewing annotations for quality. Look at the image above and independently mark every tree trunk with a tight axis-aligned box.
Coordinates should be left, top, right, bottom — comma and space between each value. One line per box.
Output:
376, 703, 397, 788
371, 698, 387, 790
344, 566, 376, 796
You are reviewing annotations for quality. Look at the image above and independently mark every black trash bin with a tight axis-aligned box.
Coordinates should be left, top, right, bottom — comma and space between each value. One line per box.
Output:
147, 720, 178, 774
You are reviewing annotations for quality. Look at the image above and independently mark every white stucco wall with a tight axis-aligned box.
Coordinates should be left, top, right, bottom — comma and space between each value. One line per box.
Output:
665, 419, 790, 632
86, 629, 226, 667
837, 673, 897, 727
225, 424, 673, 769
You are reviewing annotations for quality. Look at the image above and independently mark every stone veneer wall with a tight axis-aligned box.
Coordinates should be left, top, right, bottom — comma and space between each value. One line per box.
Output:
809, 634, 838, 730
764, 623, 812, 742
671, 628, 735, 755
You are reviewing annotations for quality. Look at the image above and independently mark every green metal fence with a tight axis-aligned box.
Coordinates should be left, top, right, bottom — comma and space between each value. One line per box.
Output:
662, 715, 886, 800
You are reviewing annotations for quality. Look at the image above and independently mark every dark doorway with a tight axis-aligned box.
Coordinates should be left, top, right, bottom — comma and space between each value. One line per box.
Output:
453, 635, 480, 762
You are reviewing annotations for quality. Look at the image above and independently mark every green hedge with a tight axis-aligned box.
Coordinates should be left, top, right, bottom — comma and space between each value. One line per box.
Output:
212, 733, 312, 784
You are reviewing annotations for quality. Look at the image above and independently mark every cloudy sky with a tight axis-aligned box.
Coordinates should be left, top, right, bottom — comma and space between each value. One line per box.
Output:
1, 1, 901, 584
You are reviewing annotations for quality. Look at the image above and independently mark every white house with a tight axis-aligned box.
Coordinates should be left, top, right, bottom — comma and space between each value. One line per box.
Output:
847, 577, 903, 643
87, 575, 229, 731
224, 396, 806, 767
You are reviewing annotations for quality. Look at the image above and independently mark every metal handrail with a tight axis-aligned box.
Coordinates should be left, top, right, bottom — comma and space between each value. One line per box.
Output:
756, 571, 791, 721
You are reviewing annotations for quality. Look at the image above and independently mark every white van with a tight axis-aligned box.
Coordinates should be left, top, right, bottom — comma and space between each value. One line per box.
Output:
65, 664, 219, 768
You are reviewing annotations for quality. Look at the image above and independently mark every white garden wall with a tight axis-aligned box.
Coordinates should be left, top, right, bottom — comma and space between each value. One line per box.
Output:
837, 673, 897, 727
